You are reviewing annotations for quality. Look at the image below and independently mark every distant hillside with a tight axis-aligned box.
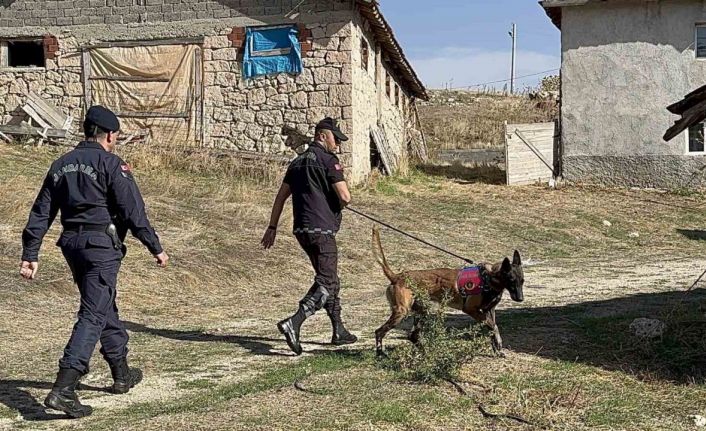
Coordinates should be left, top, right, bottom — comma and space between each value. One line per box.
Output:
418, 90, 558, 155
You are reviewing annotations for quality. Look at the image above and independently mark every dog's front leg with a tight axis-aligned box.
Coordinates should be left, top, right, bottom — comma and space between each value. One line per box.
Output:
485, 309, 505, 358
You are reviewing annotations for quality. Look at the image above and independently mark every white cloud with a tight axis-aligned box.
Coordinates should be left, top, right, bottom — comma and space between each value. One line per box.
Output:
408, 47, 560, 90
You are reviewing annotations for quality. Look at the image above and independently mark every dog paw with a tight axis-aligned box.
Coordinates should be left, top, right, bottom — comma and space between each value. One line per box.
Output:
495, 349, 506, 358
376, 349, 388, 359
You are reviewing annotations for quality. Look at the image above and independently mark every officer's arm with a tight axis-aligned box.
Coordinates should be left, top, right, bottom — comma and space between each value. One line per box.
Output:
267, 182, 292, 229
21, 171, 59, 262
325, 157, 351, 207
107, 162, 163, 255
332, 182, 351, 207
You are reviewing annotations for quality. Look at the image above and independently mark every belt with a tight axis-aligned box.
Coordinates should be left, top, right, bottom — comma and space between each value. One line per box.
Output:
62, 223, 109, 232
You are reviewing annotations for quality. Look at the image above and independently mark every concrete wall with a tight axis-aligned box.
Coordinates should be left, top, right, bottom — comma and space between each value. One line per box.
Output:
561, 0, 706, 188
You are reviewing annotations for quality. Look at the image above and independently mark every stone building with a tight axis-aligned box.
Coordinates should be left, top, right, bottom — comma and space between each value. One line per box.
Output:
0, 0, 427, 183
542, 0, 706, 189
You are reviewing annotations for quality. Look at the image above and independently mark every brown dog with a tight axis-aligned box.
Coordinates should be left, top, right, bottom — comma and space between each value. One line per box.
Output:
372, 227, 525, 356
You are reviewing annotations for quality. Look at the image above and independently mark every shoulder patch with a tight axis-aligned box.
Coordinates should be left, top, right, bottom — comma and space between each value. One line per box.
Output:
120, 164, 132, 173
334, 163, 343, 171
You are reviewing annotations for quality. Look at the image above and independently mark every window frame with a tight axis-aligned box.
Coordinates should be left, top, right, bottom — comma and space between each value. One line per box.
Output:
696, 24, 706, 59
361, 38, 369, 72
686, 121, 706, 155
0, 37, 47, 70
248, 24, 296, 58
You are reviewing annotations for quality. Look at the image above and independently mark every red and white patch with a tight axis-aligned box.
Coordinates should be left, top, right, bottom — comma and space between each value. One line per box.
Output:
120, 164, 132, 173
334, 164, 343, 171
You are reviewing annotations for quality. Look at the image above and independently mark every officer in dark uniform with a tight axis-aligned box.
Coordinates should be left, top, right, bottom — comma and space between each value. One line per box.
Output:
261, 117, 357, 355
19, 106, 169, 418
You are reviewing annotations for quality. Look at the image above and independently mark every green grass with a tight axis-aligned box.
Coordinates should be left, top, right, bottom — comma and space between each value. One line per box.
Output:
176, 379, 217, 390
93, 351, 369, 426
362, 400, 413, 424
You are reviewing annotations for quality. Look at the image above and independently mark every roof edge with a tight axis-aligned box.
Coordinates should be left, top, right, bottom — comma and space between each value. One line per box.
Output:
355, 0, 428, 100
540, 0, 592, 30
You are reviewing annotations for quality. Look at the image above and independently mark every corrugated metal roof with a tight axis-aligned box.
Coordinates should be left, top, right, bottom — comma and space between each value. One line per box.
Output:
355, 0, 428, 100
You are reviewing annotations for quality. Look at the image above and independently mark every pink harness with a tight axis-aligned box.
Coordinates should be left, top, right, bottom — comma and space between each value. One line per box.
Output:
456, 266, 485, 297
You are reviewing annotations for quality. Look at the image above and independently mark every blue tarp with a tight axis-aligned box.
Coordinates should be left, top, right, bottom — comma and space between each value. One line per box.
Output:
243, 26, 302, 79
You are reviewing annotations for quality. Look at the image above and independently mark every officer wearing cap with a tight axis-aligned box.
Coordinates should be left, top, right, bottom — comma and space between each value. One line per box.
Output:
261, 117, 357, 355
19, 105, 169, 418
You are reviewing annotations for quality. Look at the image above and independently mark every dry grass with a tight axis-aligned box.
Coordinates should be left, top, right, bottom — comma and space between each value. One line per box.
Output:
1, 143, 706, 430
419, 89, 557, 154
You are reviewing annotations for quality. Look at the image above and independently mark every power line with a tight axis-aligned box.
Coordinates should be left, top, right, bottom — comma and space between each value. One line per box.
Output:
456, 68, 559, 90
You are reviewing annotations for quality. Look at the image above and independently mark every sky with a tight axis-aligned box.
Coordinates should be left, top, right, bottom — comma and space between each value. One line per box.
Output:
378, 0, 561, 90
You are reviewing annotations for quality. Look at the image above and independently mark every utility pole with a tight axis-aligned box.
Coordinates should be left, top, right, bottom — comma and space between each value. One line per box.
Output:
509, 23, 517, 94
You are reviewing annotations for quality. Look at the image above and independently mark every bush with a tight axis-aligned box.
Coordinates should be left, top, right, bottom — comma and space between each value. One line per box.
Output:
381, 281, 490, 383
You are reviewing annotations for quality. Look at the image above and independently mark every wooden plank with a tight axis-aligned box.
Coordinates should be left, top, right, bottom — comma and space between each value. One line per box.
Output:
507, 122, 554, 131
82, 50, 92, 110
506, 122, 556, 186
512, 131, 553, 172
115, 112, 189, 119
0, 124, 68, 138
194, 46, 204, 145
371, 126, 398, 175
82, 37, 204, 50
26, 92, 67, 128
0, 42, 7, 68
21, 104, 53, 130
89, 76, 170, 82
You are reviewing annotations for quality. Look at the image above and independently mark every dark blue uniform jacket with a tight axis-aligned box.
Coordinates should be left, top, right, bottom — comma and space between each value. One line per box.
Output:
21, 141, 162, 261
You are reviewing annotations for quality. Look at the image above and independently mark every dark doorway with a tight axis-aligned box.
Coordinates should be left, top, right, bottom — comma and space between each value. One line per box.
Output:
370, 137, 384, 173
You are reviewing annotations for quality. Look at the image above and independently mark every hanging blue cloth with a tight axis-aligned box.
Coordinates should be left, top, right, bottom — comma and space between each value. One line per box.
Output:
243, 26, 303, 79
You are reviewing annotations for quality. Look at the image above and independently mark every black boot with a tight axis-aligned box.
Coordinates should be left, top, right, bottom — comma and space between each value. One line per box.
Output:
109, 358, 143, 394
277, 307, 307, 355
327, 308, 358, 346
44, 368, 93, 419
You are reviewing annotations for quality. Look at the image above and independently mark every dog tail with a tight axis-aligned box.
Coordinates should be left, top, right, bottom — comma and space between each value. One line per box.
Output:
372, 226, 398, 283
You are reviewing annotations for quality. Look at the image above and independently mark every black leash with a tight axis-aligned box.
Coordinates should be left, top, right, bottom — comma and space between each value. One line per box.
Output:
346, 207, 474, 264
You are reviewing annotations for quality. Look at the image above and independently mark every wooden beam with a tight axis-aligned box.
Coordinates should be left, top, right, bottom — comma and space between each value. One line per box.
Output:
22, 104, 53, 130
540, 0, 590, 7
26, 92, 67, 129
514, 129, 554, 173
115, 112, 189, 119
81, 37, 204, 50
0, 124, 68, 138
82, 50, 91, 110
89, 76, 170, 82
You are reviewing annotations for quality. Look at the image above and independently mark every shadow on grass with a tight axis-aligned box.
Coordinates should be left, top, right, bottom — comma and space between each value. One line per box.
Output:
445, 288, 706, 383
0, 380, 107, 421
416, 162, 505, 185
123, 321, 291, 357
677, 229, 706, 241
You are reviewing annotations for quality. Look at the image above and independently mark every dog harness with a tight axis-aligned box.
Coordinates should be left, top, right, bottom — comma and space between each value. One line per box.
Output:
456, 265, 489, 298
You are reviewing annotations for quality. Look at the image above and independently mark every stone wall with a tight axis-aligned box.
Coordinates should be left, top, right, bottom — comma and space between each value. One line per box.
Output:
561, 0, 706, 188
349, 15, 410, 181
0, 36, 83, 128
0, 0, 418, 184
203, 17, 355, 175
0, 0, 352, 27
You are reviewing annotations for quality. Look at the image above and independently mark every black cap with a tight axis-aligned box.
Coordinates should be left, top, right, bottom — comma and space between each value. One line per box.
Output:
315, 117, 348, 141
85, 105, 120, 132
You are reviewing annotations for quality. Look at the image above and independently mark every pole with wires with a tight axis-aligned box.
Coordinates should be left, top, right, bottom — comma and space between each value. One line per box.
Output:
509, 23, 517, 95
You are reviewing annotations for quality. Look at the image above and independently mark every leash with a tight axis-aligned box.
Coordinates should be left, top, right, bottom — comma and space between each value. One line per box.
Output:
346, 207, 474, 264
664, 266, 706, 321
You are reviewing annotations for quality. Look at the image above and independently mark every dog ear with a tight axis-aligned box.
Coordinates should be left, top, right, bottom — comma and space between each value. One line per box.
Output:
501, 257, 512, 273
513, 250, 522, 266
